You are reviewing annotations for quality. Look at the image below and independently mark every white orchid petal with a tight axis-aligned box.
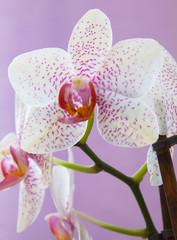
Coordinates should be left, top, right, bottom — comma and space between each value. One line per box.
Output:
20, 100, 87, 154
158, 48, 177, 96
69, 211, 92, 240
17, 159, 45, 232
142, 48, 177, 136
77, 221, 92, 240
15, 95, 32, 144
94, 38, 164, 98
142, 79, 177, 135
29, 153, 53, 187
50, 166, 71, 219
0, 133, 17, 152
96, 89, 158, 147
147, 146, 174, 186
9, 48, 74, 107
68, 9, 112, 80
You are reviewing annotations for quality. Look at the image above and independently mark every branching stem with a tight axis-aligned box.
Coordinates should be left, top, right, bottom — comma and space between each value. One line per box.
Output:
75, 142, 157, 237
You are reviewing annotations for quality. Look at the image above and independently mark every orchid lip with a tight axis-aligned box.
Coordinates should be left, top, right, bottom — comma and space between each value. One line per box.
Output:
10, 146, 29, 176
58, 114, 92, 124
0, 146, 29, 190
58, 77, 96, 124
46, 214, 72, 240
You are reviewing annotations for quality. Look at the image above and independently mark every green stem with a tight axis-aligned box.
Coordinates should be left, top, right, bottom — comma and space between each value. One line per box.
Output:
130, 184, 157, 236
132, 161, 147, 184
75, 142, 134, 185
76, 143, 157, 237
76, 210, 149, 238
78, 111, 95, 144
53, 157, 100, 174
76, 142, 133, 186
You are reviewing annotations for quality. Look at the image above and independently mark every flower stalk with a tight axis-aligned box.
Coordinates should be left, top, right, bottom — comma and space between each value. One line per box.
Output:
78, 111, 95, 144
53, 157, 100, 174
75, 142, 133, 185
132, 161, 148, 183
130, 183, 157, 236
76, 142, 157, 237
76, 210, 150, 238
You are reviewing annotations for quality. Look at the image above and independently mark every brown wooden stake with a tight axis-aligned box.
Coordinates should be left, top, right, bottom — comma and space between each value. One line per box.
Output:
159, 185, 172, 230
155, 135, 177, 240
159, 185, 175, 240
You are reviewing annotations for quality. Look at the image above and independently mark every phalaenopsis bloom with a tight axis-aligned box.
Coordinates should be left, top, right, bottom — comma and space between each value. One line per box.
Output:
45, 149, 92, 240
0, 96, 52, 231
8, 9, 163, 153
8, 9, 177, 186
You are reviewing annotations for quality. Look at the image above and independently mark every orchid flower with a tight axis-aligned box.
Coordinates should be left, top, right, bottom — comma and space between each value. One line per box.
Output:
0, 96, 52, 232
8, 9, 164, 154
45, 149, 92, 240
141, 48, 177, 186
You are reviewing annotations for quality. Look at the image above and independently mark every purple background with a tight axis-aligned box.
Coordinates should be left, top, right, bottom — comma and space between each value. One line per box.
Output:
0, 0, 177, 239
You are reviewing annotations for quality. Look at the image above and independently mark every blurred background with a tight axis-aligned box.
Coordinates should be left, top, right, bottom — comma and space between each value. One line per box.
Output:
0, 0, 177, 239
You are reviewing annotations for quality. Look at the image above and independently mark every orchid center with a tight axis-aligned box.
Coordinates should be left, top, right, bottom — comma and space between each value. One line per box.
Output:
58, 77, 96, 124
0, 146, 11, 158
72, 76, 87, 91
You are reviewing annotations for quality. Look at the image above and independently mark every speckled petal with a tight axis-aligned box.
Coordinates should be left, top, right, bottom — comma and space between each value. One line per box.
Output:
142, 51, 177, 136
147, 146, 174, 186
158, 48, 177, 96
9, 48, 74, 107
17, 159, 45, 232
68, 9, 112, 80
50, 166, 71, 219
96, 89, 158, 147
93, 38, 164, 98
29, 153, 52, 187
15, 95, 30, 144
156, 50, 177, 135
142, 80, 177, 136
20, 101, 87, 154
